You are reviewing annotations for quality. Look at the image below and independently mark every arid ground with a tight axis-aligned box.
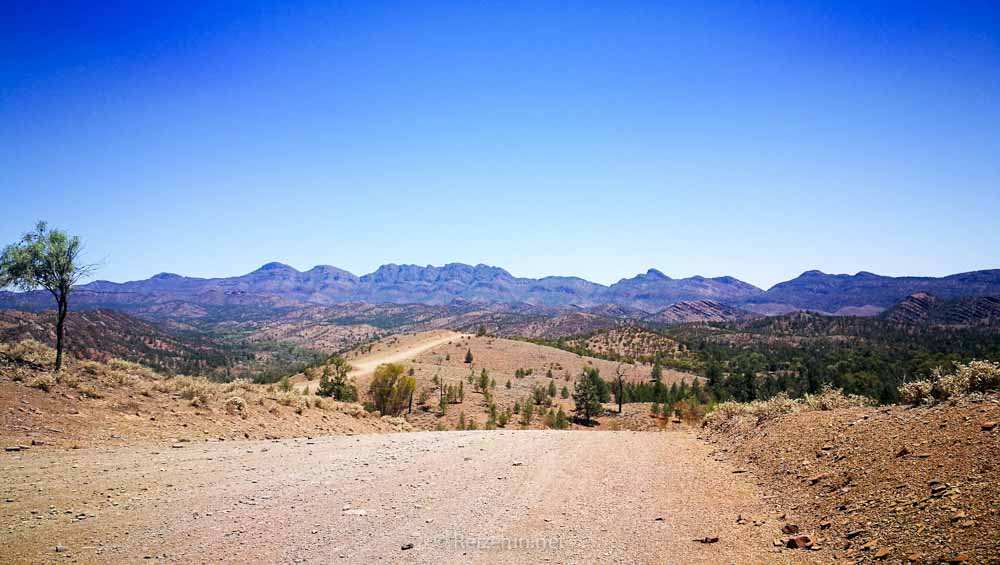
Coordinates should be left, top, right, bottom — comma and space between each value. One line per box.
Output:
1, 430, 813, 564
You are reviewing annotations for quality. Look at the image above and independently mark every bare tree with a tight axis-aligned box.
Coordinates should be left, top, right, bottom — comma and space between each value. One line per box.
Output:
0, 222, 94, 371
615, 363, 627, 414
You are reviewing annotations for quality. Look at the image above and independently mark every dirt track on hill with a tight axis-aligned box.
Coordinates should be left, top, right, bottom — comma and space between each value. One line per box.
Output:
1, 431, 815, 564
347, 333, 465, 377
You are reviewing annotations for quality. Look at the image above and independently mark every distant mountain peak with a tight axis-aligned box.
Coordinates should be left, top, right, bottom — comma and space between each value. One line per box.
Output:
645, 268, 670, 279
255, 262, 297, 273
151, 272, 182, 280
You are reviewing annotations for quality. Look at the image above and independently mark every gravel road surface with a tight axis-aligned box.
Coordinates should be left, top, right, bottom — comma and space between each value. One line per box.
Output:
1, 430, 815, 563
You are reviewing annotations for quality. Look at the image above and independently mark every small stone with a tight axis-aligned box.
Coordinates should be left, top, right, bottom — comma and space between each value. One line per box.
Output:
512, 461, 523, 466
170, 444, 185, 449
895, 446, 910, 458
54, 545, 66, 553
4, 446, 22, 452
808, 473, 830, 485
874, 547, 891, 559
945, 553, 970, 564
781, 524, 800, 535
981, 421, 997, 431
401, 543, 414, 550
786, 535, 813, 549
845, 529, 866, 539
694, 536, 719, 544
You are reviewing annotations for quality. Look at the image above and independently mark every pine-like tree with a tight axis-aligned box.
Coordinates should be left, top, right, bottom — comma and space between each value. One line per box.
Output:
573, 367, 604, 422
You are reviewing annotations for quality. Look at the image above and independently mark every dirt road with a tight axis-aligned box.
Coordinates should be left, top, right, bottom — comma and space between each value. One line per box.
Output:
1, 431, 814, 564
347, 332, 465, 377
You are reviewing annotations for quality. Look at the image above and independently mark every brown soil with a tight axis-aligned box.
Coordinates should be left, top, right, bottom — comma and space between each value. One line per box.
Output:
1, 430, 816, 564
703, 396, 1000, 563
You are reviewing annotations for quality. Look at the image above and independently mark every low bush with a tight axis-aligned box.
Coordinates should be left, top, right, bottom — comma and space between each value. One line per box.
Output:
29, 373, 55, 392
703, 387, 871, 432
225, 396, 247, 417
898, 360, 1000, 405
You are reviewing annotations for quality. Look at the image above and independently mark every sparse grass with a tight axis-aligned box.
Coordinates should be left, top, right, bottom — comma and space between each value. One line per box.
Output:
899, 360, 1000, 405
172, 376, 213, 407
0, 339, 56, 366
29, 373, 55, 392
56, 371, 80, 389
78, 383, 102, 398
703, 387, 872, 432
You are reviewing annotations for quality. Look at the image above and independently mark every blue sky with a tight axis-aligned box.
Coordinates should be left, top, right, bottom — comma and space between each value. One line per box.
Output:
2, 1, 998, 289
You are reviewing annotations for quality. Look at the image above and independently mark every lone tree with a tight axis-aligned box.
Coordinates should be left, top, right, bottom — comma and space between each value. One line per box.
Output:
0, 222, 93, 371
464, 348, 474, 364
614, 363, 627, 414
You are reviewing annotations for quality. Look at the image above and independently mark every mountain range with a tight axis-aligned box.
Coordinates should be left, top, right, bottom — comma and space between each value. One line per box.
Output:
1, 262, 999, 321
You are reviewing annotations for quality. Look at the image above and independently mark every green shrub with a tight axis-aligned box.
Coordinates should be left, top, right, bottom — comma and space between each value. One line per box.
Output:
368, 363, 415, 416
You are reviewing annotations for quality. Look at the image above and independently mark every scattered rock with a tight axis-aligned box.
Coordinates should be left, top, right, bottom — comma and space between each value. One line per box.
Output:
694, 536, 719, 544
845, 529, 866, 540
54, 545, 66, 553
786, 535, 813, 549
4, 446, 22, 452
895, 446, 910, 458
511, 461, 523, 466
874, 547, 891, 559
981, 421, 997, 431
401, 543, 414, 550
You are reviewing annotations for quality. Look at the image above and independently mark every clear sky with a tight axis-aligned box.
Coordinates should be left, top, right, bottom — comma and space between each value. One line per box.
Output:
2, 1, 998, 290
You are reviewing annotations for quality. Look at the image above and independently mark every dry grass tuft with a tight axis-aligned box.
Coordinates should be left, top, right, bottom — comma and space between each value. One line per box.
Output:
224, 396, 247, 417
703, 387, 872, 433
899, 360, 1000, 405
0, 339, 56, 366
28, 373, 56, 392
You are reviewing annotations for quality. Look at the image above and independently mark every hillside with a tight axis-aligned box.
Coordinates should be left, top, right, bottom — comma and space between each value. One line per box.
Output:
0, 340, 410, 449
0, 309, 231, 375
294, 331, 699, 431
882, 293, 1000, 327
703, 393, 1000, 563
646, 299, 758, 325
662, 311, 1000, 404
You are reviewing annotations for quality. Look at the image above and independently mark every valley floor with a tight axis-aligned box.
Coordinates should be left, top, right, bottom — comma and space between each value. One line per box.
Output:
1, 430, 814, 564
